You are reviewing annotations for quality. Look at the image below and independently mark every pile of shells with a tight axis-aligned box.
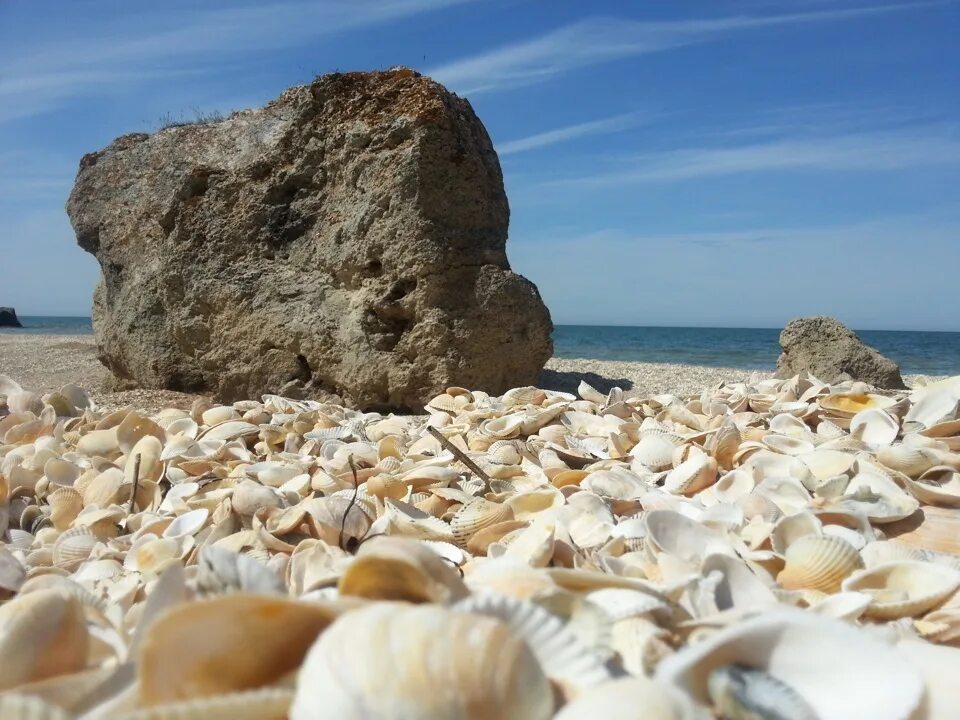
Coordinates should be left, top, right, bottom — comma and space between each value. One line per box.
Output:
2, 371, 960, 719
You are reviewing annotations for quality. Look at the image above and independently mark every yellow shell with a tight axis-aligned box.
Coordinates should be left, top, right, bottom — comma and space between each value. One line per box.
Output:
47, 487, 83, 531
138, 594, 342, 705
777, 534, 864, 593
0, 589, 89, 691
338, 537, 468, 604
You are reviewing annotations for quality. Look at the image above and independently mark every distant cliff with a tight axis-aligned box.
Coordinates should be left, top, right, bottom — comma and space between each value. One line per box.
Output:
0, 307, 22, 327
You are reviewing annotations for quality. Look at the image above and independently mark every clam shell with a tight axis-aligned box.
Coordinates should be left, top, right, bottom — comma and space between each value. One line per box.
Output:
875, 445, 941, 478
841, 561, 960, 619
849, 408, 899, 446
663, 453, 717, 496
290, 603, 555, 720
770, 511, 822, 556
777, 534, 863, 593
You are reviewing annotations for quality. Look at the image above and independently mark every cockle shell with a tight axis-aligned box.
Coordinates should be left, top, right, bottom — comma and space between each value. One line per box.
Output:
290, 603, 555, 720
849, 408, 899, 446
903, 466, 960, 507
338, 537, 468, 604
777, 534, 863, 593
656, 609, 924, 720
663, 453, 718, 496
47, 487, 84, 530
876, 445, 941, 478
450, 499, 514, 548
841, 561, 960, 619
769, 511, 822, 556
0, 589, 89, 691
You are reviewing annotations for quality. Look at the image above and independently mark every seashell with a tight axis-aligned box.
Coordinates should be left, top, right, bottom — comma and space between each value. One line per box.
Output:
808, 591, 872, 621
834, 471, 919, 523
633, 435, 679, 472
645, 510, 731, 565
82, 467, 125, 507
162, 508, 209, 539
819, 392, 897, 417
707, 663, 818, 720
383, 498, 455, 542
338, 537, 469, 605
701, 553, 778, 612
43, 458, 80, 488
903, 466, 960, 507
849, 408, 899, 446
52, 526, 98, 567
777, 534, 863, 593
76, 427, 120, 458
769, 511, 822, 556
656, 609, 923, 720
290, 603, 555, 720
663, 453, 717, 496
0, 694, 73, 720
47, 487, 84, 530
797, 449, 855, 481
503, 385, 547, 407
450, 498, 514, 548
904, 377, 960, 431
140, 593, 342, 704
110, 688, 295, 720
364, 473, 408, 500
709, 421, 741, 470
762, 434, 815, 456
199, 421, 259, 442
876, 444, 941, 478
230, 480, 282, 516
553, 677, 696, 720
124, 536, 183, 576
841, 561, 960, 619
201, 405, 241, 427
0, 589, 89, 691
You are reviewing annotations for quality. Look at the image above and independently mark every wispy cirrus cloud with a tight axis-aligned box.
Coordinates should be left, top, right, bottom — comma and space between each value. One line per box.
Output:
0, 0, 473, 124
497, 111, 652, 156
542, 127, 960, 187
429, 3, 940, 95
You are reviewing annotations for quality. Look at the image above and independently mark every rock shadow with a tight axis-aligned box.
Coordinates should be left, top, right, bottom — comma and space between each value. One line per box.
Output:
537, 368, 634, 397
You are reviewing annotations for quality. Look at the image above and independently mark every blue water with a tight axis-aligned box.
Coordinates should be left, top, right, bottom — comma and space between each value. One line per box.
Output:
554, 325, 960, 377
5, 318, 958, 376
0, 316, 93, 335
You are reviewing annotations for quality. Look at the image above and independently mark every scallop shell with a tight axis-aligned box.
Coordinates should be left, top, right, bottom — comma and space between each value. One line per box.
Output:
876, 445, 941, 478
52, 526, 98, 567
338, 537, 468, 604
849, 408, 899, 446
903, 466, 960, 507
290, 603, 555, 720
777, 534, 864, 593
364, 473, 408, 500
841, 561, 960, 619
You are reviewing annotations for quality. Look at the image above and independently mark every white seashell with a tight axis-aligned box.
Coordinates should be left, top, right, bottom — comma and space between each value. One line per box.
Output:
554, 677, 697, 720
769, 511, 822, 556
291, 602, 555, 720
656, 609, 924, 720
162, 508, 210, 539
777, 534, 864, 593
842, 561, 960, 619
849, 408, 899, 446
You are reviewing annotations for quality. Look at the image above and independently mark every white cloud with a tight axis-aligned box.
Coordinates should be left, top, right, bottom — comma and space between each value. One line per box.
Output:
497, 112, 651, 156
428, 3, 934, 95
542, 128, 960, 187
0, 0, 473, 124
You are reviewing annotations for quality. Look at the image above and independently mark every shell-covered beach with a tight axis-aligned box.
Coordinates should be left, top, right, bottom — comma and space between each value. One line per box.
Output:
2, 359, 960, 718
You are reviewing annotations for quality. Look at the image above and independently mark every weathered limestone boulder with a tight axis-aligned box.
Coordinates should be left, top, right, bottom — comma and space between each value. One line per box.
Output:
0, 308, 21, 327
775, 316, 906, 389
67, 68, 553, 409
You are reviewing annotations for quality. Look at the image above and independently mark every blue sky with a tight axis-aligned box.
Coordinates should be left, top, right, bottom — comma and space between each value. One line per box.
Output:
1, 0, 958, 330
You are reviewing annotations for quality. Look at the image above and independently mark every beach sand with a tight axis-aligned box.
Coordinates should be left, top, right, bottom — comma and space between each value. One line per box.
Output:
0, 333, 942, 412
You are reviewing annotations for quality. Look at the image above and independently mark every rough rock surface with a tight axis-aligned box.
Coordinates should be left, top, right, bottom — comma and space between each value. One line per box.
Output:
67, 68, 553, 409
775, 316, 906, 389
0, 308, 21, 327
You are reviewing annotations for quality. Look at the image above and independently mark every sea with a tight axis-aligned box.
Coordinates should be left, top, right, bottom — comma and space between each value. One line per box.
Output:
4, 317, 959, 377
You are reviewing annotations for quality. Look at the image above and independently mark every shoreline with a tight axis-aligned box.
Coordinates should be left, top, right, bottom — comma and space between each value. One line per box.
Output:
0, 333, 945, 412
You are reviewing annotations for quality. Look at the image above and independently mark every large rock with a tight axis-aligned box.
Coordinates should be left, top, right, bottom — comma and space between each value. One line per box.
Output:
67, 68, 553, 409
775, 316, 905, 389
0, 308, 21, 327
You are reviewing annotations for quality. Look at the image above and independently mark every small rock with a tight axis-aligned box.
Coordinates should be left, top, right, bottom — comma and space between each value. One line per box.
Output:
775, 316, 906, 389
0, 308, 22, 328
